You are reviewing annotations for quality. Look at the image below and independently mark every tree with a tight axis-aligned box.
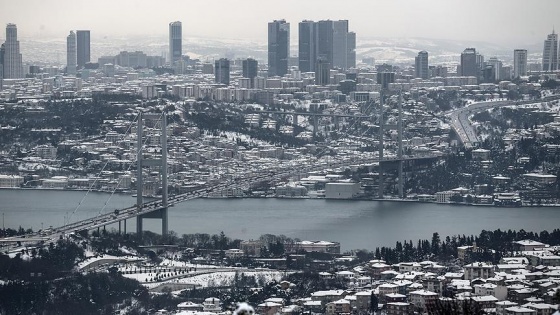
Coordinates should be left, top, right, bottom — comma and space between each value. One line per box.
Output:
431, 232, 441, 256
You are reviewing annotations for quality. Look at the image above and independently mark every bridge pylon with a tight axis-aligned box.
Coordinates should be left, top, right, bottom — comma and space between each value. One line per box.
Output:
136, 112, 168, 238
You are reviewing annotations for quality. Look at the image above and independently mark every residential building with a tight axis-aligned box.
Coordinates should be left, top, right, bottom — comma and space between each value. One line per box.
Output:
464, 262, 495, 280
409, 290, 438, 313
326, 299, 351, 315
514, 49, 528, 78
169, 21, 182, 64
76, 30, 90, 69
542, 30, 558, 72
268, 20, 289, 77
214, 58, 230, 85
415, 51, 429, 79
66, 31, 77, 75
3, 23, 23, 79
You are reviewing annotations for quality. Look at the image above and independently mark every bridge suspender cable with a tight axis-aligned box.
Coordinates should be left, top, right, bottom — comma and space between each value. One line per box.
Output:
67, 112, 141, 223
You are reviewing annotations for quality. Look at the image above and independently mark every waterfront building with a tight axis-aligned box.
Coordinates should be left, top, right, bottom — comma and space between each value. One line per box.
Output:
415, 51, 429, 79
268, 20, 290, 77
3, 23, 23, 79
76, 30, 90, 69
542, 30, 558, 72
169, 21, 182, 64
66, 31, 77, 75
513, 49, 528, 78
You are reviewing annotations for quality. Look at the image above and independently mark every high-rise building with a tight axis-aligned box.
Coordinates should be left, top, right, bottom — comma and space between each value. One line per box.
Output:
513, 49, 528, 78
316, 20, 334, 66
268, 19, 290, 77
346, 31, 356, 69
215, 58, 230, 85
66, 31, 77, 75
299, 20, 356, 72
242, 58, 258, 88
298, 20, 316, 72
0, 43, 4, 78
415, 51, 429, 79
460, 48, 478, 78
487, 57, 502, 81
315, 58, 330, 85
76, 30, 90, 69
2, 24, 23, 79
332, 20, 348, 69
542, 30, 558, 72
169, 21, 182, 64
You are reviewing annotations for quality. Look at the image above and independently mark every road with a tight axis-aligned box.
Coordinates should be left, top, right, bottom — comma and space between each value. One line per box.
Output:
449, 95, 560, 148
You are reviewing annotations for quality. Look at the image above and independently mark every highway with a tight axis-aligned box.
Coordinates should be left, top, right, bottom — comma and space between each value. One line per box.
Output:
449, 95, 560, 148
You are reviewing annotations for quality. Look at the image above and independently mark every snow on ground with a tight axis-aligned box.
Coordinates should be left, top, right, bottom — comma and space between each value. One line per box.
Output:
77, 254, 140, 270
173, 270, 288, 288
159, 258, 227, 269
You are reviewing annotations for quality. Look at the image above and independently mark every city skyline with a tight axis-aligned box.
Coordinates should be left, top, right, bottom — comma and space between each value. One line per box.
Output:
0, 0, 558, 47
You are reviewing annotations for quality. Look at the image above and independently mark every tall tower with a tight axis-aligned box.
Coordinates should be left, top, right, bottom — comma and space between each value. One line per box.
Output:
0, 43, 5, 79
242, 58, 258, 88
317, 20, 334, 66
513, 49, 528, 78
268, 19, 290, 77
542, 30, 558, 72
460, 48, 478, 78
76, 30, 90, 69
298, 20, 316, 72
346, 31, 356, 69
332, 20, 348, 69
66, 31, 77, 75
169, 21, 182, 64
214, 58, 230, 85
3, 24, 23, 79
315, 58, 330, 85
415, 51, 429, 79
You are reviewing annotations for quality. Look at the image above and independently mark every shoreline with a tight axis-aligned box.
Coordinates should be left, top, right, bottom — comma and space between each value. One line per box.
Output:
2, 187, 559, 208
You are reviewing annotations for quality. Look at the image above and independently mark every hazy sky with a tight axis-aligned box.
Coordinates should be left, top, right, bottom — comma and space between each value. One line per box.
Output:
0, 0, 558, 46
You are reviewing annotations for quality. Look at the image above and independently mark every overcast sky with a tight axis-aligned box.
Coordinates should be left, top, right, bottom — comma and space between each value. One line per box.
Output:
1, 0, 558, 46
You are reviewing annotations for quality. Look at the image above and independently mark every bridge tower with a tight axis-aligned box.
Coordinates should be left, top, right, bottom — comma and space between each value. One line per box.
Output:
378, 91, 384, 199
378, 91, 405, 199
136, 112, 168, 238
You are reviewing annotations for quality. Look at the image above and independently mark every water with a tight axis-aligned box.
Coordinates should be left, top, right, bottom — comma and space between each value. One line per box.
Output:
1, 189, 559, 251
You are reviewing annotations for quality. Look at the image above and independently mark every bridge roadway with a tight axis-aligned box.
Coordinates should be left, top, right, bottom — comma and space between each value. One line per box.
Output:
0, 153, 442, 245
251, 110, 372, 119
449, 94, 560, 148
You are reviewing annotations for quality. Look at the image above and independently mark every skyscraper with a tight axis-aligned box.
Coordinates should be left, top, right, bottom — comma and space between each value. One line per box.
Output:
268, 20, 289, 77
215, 58, 230, 85
346, 31, 356, 69
542, 30, 558, 72
242, 58, 258, 88
0, 43, 4, 79
76, 30, 90, 69
332, 20, 348, 69
2, 24, 23, 79
315, 58, 330, 85
316, 20, 334, 66
460, 48, 478, 78
169, 21, 182, 64
298, 20, 316, 72
487, 57, 502, 81
513, 49, 528, 78
415, 51, 429, 79
66, 31, 77, 75
298, 20, 356, 73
